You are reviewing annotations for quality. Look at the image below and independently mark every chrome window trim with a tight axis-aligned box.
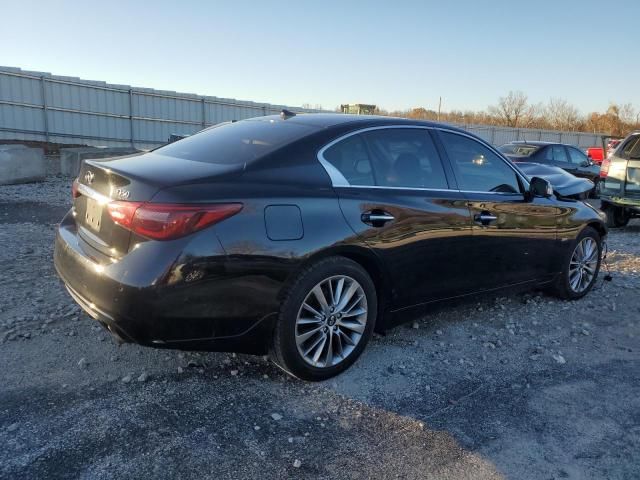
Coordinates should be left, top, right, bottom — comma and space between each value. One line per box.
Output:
332, 184, 524, 196
316, 125, 530, 193
77, 183, 112, 205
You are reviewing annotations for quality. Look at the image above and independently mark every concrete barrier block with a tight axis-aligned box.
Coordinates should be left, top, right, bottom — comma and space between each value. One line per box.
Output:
0, 145, 46, 185
60, 147, 140, 177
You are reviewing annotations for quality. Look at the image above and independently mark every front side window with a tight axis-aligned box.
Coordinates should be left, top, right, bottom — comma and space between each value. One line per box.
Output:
439, 131, 521, 194
567, 147, 588, 165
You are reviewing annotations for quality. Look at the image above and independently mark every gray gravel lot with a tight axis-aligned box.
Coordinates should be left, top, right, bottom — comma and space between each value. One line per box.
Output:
1, 177, 639, 479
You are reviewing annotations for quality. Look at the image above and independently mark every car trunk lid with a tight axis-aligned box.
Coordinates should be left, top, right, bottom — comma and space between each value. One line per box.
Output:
73, 153, 243, 260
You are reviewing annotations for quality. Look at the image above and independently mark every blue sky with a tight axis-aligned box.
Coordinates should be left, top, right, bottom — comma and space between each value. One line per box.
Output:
1, 0, 638, 114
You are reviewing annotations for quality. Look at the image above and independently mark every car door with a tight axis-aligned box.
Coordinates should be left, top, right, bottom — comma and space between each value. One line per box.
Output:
545, 144, 575, 174
566, 146, 597, 180
435, 129, 560, 288
318, 126, 475, 309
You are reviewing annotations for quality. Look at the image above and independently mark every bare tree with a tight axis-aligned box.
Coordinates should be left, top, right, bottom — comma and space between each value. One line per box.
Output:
545, 98, 580, 131
618, 102, 636, 125
488, 91, 532, 127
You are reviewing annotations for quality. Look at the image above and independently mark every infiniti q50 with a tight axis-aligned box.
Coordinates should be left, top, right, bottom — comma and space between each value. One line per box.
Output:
54, 113, 607, 380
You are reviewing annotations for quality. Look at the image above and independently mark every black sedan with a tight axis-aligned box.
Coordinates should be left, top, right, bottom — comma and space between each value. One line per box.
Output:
54, 114, 607, 380
498, 141, 602, 197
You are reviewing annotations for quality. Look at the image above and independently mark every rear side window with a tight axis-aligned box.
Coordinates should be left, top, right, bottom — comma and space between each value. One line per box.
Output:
545, 145, 569, 162
323, 135, 375, 185
155, 119, 315, 164
440, 131, 521, 194
361, 128, 448, 189
322, 128, 449, 189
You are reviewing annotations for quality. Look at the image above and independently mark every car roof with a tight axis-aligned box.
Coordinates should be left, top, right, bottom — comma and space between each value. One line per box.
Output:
510, 141, 556, 146
509, 141, 582, 148
248, 113, 468, 134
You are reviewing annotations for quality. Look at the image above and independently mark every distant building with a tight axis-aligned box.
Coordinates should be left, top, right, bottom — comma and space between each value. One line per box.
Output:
340, 104, 377, 115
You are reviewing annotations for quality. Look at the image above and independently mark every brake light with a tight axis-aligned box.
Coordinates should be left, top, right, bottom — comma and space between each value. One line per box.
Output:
107, 201, 143, 229
72, 179, 80, 199
107, 202, 242, 240
600, 158, 610, 178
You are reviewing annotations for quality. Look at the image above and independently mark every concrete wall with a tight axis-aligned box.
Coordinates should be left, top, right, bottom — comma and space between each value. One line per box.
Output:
0, 145, 46, 184
60, 147, 140, 177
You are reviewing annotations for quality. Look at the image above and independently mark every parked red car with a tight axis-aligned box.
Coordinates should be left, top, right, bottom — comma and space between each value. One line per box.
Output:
586, 147, 604, 164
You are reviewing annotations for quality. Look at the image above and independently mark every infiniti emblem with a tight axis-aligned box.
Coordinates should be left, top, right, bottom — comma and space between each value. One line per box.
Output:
84, 170, 95, 185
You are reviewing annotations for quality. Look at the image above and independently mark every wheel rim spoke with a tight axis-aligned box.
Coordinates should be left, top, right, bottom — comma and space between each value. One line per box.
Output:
337, 319, 365, 334
302, 302, 322, 318
333, 278, 344, 305
339, 329, 356, 346
334, 330, 344, 358
335, 281, 359, 312
311, 335, 327, 364
296, 325, 323, 344
297, 317, 323, 325
295, 274, 368, 368
324, 331, 334, 367
340, 306, 366, 318
312, 285, 331, 313
303, 331, 326, 356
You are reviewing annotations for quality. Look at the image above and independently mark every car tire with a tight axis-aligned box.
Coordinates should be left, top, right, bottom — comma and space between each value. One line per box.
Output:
602, 202, 630, 228
549, 226, 601, 300
270, 256, 377, 381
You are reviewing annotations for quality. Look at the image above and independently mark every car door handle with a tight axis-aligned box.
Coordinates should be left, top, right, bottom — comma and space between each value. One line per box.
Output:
361, 211, 395, 226
474, 212, 498, 225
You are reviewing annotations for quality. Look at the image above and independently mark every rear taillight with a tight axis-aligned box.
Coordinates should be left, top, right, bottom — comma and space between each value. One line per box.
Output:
600, 158, 610, 178
107, 202, 242, 241
107, 201, 143, 230
72, 179, 80, 199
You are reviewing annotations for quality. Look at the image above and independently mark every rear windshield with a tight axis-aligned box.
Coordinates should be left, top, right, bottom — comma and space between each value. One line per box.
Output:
498, 144, 539, 156
155, 119, 316, 164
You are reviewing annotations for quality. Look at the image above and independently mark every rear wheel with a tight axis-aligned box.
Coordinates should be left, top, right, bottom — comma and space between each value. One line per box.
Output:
602, 202, 630, 228
271, 256, 377, 381
549, 226, 601, 300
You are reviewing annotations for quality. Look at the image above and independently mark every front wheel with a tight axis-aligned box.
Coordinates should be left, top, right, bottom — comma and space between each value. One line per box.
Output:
549, 226, 601, 300
270, 256, 377, 381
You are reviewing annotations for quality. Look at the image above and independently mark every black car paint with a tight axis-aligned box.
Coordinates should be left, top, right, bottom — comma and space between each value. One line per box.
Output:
54, 115, 607, 355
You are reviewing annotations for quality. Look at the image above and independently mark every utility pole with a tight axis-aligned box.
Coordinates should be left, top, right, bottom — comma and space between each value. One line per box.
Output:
437, 97, 442, 122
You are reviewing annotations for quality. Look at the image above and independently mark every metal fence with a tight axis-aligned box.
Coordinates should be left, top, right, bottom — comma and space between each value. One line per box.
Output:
457, 124, 602, 149
0, 65, 604, 150
0, 66, 326, 150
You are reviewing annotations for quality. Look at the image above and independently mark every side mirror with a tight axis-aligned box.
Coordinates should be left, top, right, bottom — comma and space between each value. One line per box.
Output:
580, 160, 591, 167
529, 176, 553, 198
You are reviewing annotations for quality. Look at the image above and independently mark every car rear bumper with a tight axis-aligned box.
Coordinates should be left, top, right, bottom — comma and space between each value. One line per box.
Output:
53, 210, 279, 354
601, 195, 640, 211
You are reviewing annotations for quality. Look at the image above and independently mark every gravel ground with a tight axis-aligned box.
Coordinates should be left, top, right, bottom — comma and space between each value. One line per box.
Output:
1, 177, 639, 480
